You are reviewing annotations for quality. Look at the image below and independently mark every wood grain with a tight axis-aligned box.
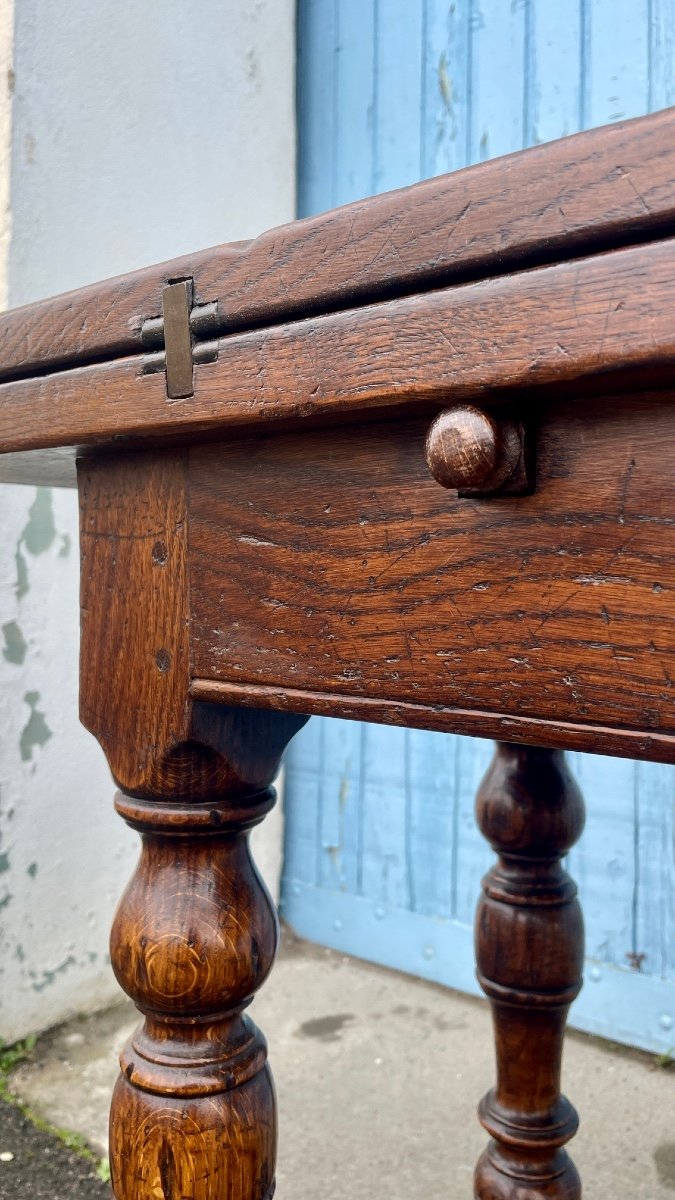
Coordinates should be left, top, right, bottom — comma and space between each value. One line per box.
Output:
2, 107, 675, 382
79, 450, 194, 797
78, 450, 306, 1200
109, 790, 279, 1200
3, 237, 675, 479
78, 450, 307, 797
187, 394, 675, 754
475, 744, 585, 1199
425, 405, 526, 496
187, 680, 675, 764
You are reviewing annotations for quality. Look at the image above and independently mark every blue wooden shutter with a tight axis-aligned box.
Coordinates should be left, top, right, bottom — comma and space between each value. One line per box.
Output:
283, 0, 675, 1053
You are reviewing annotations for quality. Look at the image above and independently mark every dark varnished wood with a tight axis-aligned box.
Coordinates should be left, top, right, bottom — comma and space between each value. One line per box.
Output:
3, 236, 675, 470
475, 743, 585, 1199
425, 405, 527, 496
79, 451, 306, 1200
186, 394, 675, 758
78, 450, 305, 797
2, 106, 675, 383
109, 789, 280, 1200
189, 679, 675, 764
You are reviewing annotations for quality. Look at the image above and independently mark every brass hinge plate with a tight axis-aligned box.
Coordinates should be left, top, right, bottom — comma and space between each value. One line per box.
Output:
141, 279, 219, 399
162, 280, 194, 399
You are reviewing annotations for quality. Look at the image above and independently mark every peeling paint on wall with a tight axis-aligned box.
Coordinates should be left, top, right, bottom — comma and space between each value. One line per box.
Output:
22, 488, 56, 555
29, 954, 76, 993
14, 487, 56, 599
2, 619, 26, 663
19, 690, 52, 761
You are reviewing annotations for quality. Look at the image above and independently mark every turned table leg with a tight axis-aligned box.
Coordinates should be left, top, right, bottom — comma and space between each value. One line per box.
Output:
76, 450, 307, 1199
109, 788, 280, 1200
474, 743, 585, 1200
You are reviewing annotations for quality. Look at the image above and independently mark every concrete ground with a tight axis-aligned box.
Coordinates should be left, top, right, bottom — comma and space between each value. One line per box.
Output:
0, 1100, 108, 1198
2, 931, 675, 1198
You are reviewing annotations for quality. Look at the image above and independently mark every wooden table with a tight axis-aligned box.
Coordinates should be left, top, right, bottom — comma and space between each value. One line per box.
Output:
2, 106, 675, 1199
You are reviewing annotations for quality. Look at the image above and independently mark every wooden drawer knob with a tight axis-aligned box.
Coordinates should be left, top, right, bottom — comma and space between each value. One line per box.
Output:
425, 405, 526, 497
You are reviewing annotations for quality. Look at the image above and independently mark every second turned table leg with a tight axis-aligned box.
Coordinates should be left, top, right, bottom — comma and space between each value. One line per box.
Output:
474, 742, 585, 1200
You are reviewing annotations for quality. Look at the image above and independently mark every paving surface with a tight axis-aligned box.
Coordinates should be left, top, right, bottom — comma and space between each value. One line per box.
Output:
4, 932, 675, 1198
0, 1100, 107, 1198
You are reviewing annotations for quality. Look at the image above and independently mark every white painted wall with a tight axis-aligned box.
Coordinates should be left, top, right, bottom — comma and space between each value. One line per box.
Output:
0, 0, 12, 310
0, 0, 296, 1043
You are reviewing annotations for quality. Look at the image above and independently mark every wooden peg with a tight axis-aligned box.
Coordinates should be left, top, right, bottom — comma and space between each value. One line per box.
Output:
425, 404, 531, 496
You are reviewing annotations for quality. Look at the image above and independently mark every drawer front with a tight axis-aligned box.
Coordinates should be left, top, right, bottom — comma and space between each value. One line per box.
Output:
188, 394, 675, 756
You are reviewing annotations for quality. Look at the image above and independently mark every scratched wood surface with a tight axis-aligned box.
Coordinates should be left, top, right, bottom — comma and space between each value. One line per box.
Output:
1, 104, 675, 384
2, 234, 675, 476
79, 452, 306, 1200
188, 395, 675, 755
282, 0, 675, 1054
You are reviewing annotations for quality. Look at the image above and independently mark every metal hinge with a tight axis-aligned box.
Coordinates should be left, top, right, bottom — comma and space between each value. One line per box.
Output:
141, 279, 219, 399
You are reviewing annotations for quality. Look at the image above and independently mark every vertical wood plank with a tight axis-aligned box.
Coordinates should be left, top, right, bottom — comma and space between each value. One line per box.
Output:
281, 716, 324, 888
467, 0, 527, 163
359, 724, 413, 908
567, 754, 635, 967
373, 0, 424, 193
333, 0, 376, 206
649, 0, 675, 111
528, 0, 583, 143
421, 0, 471, 178
296, 0, 338, 216
634, 762, 675, 978
316, 719, 363, 894
585, 0, 650, 125
452, 737, 494, 925
406, 729, 456, 918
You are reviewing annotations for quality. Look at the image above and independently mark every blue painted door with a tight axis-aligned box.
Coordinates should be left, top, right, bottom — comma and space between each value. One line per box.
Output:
282, 0, 675, 1053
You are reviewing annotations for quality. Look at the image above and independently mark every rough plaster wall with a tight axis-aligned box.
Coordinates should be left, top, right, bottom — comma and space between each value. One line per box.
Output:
0, 0, 12, 309
0, 0, 296, 1042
